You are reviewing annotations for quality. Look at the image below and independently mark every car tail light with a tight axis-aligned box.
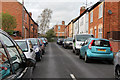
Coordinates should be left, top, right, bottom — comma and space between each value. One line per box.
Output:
88, 40, 94, 49
2, 67, 7, 70
109, 42, 112, 51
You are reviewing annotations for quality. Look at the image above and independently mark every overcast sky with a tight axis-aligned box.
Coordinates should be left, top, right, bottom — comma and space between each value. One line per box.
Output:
17, 0, 99, 28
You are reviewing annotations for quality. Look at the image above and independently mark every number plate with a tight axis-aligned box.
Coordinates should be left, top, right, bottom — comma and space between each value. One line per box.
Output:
97, 49, 106, 52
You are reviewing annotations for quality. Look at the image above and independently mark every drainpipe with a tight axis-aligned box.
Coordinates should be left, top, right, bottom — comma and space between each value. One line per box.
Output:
103, 1, 105, 38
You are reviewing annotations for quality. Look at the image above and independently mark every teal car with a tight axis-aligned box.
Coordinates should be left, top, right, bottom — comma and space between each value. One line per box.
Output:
79, 38, 114, 63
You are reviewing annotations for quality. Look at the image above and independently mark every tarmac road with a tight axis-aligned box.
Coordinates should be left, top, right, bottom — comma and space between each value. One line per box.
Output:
32, 42, 114, 79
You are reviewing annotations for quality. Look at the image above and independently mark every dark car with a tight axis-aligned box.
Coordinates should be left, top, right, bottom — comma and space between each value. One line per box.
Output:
57, 38, 64, 45
0, 29, 36, 80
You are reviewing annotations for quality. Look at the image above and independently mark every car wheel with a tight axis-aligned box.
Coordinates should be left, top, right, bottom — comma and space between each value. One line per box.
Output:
75, 49, 79, 55
73, 49, 75, 53
109, 60, 114, 65
39, 56, 42, 61
84, 53, 89, 63
115, 66, 120, 80
79, 51, 82, 59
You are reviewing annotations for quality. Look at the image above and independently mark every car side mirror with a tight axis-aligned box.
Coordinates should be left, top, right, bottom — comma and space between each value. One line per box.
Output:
73, 39, 75, 42
30, 48, 33, 52
119, 50, 120, 52
82, 43, 85, 46
25, 58, 36, 67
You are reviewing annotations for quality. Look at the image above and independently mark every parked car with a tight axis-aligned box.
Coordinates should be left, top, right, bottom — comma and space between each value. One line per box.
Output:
73, 34, 94, 55
40, 38, 47, 47
57, 38, 64, 45
28, 38, 42, 61
114, 50, 120, 79
64, 37, 73, 49
44, 38, 48, 44
0, 29, 36, 79
15, 39, 36, 61
38, 38, 45, 55
80, 38, 114, 63
62, 39, 66, 47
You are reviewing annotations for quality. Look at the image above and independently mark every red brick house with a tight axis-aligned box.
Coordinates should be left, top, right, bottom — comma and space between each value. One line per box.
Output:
88, 0, 120, 52
54, 21, 66, 38
65, 25, 69, 38
1, 0, 38, 39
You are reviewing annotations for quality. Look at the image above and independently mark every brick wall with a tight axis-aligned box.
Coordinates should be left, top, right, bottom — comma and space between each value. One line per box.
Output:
1, 1, 38, 39
104, 2, 119, 39
110, 40, 120, 52
54, 21, 66, 37
2, 2, 23, 39
89, 2, 104, 38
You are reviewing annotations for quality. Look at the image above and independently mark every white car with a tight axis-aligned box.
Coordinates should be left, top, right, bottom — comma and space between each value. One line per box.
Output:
15, 39, 36, 61
73, 34, 94, 55
114, 50, 120, 79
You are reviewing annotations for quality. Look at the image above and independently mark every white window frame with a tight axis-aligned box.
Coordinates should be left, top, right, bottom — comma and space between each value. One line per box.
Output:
99, 4, 103, 19
58, 26, 60, 31
98, 28, 102, 38
90, 11, 93, 23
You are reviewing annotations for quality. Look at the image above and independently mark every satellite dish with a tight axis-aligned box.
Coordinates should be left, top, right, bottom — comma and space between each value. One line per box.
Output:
108, 10, 112, 14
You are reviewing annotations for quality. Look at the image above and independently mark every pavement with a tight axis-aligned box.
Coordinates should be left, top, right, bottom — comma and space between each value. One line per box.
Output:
31, 42, 114, 79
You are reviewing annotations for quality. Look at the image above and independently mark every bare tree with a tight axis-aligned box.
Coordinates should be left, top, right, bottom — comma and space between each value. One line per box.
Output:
37, 8, 52, 34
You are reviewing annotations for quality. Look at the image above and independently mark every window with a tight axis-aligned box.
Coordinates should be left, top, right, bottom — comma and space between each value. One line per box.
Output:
94, 27, 96, 38
99, 4, 103, 19
80, 17, 84, 26
0, 33, 22, 73
58, 33, 60, 36
0, 41, 11, 79
90, 29, 93, 34
92, 40, 110, 47
16, 41, 28, 52
90, 11, 93, 23
58, 26, 61, 31
98, 28, 102, 38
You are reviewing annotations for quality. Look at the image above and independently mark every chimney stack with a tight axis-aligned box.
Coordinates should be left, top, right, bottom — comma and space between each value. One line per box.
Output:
80, 6, 86, 15
62, 21, 65, 25
29, 12, 32, 17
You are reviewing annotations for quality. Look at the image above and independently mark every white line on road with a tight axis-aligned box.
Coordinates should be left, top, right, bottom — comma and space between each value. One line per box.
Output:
70, 74, 77, 80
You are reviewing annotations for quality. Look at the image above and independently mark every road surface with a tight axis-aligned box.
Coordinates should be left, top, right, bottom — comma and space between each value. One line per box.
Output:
32, 42, 114, 79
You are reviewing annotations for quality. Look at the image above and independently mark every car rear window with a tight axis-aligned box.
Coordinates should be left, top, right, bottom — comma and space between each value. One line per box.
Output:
16, 41, 28, 52
76, 35, 93, 41
92, 40, 110, 47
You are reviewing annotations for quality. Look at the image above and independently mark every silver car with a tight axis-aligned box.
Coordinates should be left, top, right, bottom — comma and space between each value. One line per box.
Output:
15, 39, 36, 61
114, 50, 120, 79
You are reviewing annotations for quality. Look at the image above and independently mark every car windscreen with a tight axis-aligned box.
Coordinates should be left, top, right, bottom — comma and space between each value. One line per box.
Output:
30, 39, 38, 45
92, 40, 110, 47
76, 35, 93, 41
66, 38, 73, 41
16, 41, 28, 52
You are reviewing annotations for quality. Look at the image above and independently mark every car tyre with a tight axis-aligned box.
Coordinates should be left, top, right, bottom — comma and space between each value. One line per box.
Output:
84, 53, 89, 63
73, 49, 75, 53
75, 49, 79, 55
79, 51, 82, 59
115, 66, 120, 80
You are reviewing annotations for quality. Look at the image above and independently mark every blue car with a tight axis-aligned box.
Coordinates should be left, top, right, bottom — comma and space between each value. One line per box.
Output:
79, 38, 114, 63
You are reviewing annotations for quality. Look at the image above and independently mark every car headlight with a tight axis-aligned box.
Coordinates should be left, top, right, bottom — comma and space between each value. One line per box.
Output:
35, 48, 39, 52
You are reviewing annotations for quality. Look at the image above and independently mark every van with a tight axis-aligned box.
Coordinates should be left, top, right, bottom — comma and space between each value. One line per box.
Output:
73, 34, 94, 55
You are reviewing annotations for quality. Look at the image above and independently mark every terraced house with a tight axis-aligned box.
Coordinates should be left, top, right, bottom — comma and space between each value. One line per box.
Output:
0, 0, 38, 39
54, 21, 66, 38
88, 0, 120, 52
